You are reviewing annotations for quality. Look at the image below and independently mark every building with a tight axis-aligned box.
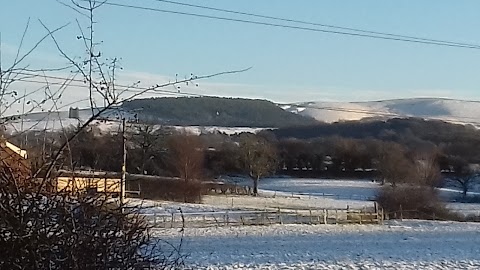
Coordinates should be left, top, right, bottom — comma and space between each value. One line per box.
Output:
0, 139, 31, 180
54, 170, 122, 196
0, 139, 122, 196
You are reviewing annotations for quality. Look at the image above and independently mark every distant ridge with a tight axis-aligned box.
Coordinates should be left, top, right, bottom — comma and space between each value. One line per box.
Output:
281, 98, 480, 126
121, 96, 317, 127
5, 97, 480, 133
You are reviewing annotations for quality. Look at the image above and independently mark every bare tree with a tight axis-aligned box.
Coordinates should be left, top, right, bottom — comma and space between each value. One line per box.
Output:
238, 134, 277, 196
128, 123, 170, 175
414, 151, 442, 188
375, 142, 413, 187
167, 132, 205, 182
449, 156, 479, 197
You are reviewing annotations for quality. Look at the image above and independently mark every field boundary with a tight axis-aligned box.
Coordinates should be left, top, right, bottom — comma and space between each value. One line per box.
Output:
142, 206, 384, 228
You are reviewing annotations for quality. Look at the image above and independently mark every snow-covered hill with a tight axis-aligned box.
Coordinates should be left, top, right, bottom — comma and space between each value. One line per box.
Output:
2, 108, 266, 135
5, 98, 480, 133
281, 98, 480, 125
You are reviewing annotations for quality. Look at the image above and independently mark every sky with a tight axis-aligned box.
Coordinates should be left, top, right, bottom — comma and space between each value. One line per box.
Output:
1, 0, 480, 114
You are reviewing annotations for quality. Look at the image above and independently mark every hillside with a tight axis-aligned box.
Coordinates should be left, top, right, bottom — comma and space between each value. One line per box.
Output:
121, 97, 317, 127
6, 97, 480, 133
272, 117, 480, 144
282, 98, 480, 125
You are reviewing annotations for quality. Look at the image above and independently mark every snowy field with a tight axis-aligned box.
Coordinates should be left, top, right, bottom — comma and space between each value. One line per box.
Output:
135, 177, 480, 269
154, 220, 480, 269
124, 177, 480, 269
128, 179, 379, 217
202, 193, 373, 212
130, 177, 480, 217
256, 178, 378, 200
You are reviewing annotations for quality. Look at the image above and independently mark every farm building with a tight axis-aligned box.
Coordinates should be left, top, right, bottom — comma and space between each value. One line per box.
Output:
54, 170, 122, 196
0, 139, 31, 180
0, 139, 122, 196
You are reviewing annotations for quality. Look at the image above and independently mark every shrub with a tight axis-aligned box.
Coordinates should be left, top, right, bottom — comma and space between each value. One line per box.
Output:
377, 185, 457, 220
0, 170, 182, 269
129, 175, 205, 203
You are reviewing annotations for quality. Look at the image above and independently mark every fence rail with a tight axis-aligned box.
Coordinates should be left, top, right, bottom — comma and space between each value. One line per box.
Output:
142, 207, 384, 228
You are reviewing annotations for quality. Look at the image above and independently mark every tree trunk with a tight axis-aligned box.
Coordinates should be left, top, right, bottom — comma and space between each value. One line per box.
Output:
463, 184, 468, 198
253, 176, 259, 196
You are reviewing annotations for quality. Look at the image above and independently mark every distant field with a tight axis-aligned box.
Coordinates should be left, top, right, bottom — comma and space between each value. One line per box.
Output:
135, 177, 480, 215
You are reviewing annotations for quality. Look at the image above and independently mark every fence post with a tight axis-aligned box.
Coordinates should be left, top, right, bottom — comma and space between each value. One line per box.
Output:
335, 209, 338, 225
309, 209, 313, 224
323, 209, 327, 225
277, 207, 282, 225
382, 207, 385, 225
171, 213, 174, 228
379, 208, 383, 224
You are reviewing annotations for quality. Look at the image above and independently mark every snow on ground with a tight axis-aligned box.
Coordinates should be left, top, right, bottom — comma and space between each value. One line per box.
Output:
125, 176, 480, 224
127, 198, 231, 215
130, 177, 480, 216
257, 178, 379, 201
447, 203, 480, 216
154, 220, 480, 269
127, 178, 378, 217
202, 193, 373, 212
135, 178, 480, 269
205, 178, 378, 211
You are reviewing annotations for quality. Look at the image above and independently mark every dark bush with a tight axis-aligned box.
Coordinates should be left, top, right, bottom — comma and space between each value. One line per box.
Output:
0, 169, 182, 269
377, 185, 457, 220
129, 176, 205, 203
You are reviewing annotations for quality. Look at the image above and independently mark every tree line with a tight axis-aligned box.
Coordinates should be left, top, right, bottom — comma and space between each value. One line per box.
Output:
14, 117, 480, 198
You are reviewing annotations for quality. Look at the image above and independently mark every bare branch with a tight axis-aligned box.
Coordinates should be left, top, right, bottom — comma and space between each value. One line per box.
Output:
56, 0, 90, 19
9, 23, 70, 69
13, 18, 31, 67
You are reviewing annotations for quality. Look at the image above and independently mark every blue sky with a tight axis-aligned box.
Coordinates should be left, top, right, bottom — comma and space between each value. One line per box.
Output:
1, 0, 480, 108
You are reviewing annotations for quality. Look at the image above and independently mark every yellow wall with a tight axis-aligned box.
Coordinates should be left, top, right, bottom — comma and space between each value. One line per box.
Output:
56, 176, 121, 193
5, 141, 27, 159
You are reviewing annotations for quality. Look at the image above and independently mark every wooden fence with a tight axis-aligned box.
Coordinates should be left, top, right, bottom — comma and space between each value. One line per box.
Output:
142, 207, 384, 228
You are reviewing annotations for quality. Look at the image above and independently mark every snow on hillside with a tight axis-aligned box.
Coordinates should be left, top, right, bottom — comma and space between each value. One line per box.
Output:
2, 108, 267, 135
282, 98, 480, 125
171, 126, 266, 135
2, 107, 133, 133
6, 97, 480, 133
